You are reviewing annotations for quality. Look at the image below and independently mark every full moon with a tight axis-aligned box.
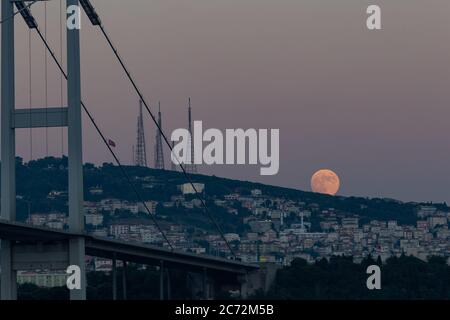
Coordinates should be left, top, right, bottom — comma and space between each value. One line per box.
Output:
310, 169, 340, 196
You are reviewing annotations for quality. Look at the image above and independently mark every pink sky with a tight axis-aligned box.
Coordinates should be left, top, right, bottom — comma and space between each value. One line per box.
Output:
10, 0, 450, 203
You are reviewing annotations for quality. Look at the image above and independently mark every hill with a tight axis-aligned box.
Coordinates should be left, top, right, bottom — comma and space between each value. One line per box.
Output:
12, 156, 449, 231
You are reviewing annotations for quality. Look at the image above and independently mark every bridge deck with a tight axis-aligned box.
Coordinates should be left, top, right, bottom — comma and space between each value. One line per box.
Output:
0, 220, 258, 275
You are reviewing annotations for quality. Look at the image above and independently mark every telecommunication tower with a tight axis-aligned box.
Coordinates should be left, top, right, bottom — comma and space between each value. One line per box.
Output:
134, 100, 147, 167
186, 98, 197, 174
154, 102, 165, 169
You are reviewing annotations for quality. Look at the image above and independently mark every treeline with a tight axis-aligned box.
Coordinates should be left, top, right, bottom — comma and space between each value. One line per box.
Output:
254, 255, 450, 300
19, 255, 450, 300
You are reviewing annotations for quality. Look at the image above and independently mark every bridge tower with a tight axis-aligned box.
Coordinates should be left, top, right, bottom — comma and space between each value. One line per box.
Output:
1, 0, 86, 300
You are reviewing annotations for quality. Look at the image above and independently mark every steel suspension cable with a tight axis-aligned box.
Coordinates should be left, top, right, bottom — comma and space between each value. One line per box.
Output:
0, 0, 38, 25
44, 1, 49, 156
28, 29, 33, 161
59, 0, 64, 155
32, 26, 174, 251
97, 24, 237, 258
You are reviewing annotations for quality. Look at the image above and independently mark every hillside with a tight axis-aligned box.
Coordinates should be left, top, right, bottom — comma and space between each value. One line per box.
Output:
12, 157, 448, 230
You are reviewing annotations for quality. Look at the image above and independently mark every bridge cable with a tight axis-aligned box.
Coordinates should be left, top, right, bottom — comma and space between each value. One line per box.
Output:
44, 1, 49, 156
28, 29, 33, 161
27, 21, 34, 221
95, 19, 237, 259
59, 0, 65, 155
30, 24, 175, 251
15, 2, 233, 257
0, 0, 38, 25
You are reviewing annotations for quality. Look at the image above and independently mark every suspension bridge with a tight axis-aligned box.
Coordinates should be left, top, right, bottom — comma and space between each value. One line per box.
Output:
0, 0, 259, 300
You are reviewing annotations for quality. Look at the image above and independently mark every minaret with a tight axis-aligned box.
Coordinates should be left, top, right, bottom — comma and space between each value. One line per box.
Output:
134, 100, 147, 167
187, 98, 197, 174
154, 102, 165, 170
300, 212, 306, 233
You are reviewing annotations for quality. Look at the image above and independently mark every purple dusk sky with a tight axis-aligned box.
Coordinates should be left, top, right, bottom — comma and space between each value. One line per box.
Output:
10, 0, 450, 203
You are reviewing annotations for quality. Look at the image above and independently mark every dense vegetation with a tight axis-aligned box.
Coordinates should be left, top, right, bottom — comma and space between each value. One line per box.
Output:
18, 255, 450, 300
255, 255, 450, 300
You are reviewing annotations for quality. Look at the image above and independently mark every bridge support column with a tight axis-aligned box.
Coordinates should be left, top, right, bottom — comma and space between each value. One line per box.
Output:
69, 238, 86, 300
1, 0, 17, 301
186, 273, 193, 299
166, 269, 171, 300
202, 268, 208, 300
159, 261, 164, 300
112, 254, 117, 300
0, 241, 16, 300
239, 273, 249, 299
67, 0, 86, 300
122, 261, 127, 300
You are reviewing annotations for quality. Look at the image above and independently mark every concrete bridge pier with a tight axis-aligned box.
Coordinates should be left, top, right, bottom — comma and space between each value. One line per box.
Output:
0, 0, 17, 301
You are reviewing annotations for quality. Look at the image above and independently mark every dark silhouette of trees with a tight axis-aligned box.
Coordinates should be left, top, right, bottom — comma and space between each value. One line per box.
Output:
262, 255, 450, 300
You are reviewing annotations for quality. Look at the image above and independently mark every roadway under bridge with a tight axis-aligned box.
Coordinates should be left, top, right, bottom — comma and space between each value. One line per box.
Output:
0, 220, 259, 299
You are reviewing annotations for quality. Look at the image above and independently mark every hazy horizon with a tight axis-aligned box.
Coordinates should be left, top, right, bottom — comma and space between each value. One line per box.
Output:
7, 0, 450, 204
